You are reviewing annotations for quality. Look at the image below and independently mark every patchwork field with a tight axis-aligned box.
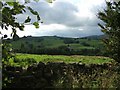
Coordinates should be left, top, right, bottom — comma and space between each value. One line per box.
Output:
5, 35, 106, 56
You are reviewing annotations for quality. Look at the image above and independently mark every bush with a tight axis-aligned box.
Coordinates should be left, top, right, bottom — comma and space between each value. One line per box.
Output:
3, 62, 120, 88
98, 1, 120, 62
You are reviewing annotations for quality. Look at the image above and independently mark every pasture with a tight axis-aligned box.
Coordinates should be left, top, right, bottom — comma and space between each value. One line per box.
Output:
8, 53, 114, 67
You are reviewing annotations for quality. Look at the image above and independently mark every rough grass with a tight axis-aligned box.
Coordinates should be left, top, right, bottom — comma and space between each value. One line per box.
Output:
14, 53, 113, 65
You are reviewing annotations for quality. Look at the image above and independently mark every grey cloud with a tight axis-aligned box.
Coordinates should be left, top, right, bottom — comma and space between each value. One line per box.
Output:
32, 26, 103, 38
16, 0, 105, 37
16, 1, 104, 27
29, 1, 79, 26
81, 26, 103, 35
27, 1, 103, 27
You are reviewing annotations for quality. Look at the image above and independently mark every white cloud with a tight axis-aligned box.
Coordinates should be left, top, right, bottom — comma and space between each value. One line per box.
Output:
13, 0, 106, 38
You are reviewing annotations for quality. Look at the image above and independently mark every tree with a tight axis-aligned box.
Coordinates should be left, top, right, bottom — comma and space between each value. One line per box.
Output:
1, 1, 42, 37
1, 0, 55, 87
13, 33, 19, 41
1, 0, 40, 62
0, 0, 55, 61
98, 1, 120, 62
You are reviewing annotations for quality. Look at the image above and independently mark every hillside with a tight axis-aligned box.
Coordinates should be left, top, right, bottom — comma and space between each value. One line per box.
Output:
6, 35, 107, 56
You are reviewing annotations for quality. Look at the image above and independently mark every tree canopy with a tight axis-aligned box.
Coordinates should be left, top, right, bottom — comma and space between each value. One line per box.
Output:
0, 0, 55, 38
1, 1, 36, 38
98, 1, 120, 62
0, 0, 54, 61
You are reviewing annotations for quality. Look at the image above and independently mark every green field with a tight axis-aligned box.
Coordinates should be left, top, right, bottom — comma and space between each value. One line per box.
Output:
10, 36, 103, 49
6, 35, 105, 56
8, 53, 114, 67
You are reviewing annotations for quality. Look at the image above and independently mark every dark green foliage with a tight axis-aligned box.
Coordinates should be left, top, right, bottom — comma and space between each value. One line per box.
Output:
63, 38, 79, 44
1, 1, 41, 37
2, 40, 14, 62
1, 1, 42, 88
33, 22, 39, 28
1, 0, 42, 64
98, 1, 120, 62
81, 42, 90, 46
24, 16, 31, 23
2, 61, 120, 88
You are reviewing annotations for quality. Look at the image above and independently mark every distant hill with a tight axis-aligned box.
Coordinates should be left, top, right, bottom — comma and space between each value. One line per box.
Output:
6, 35, 107, 56
80, 35, 105, 40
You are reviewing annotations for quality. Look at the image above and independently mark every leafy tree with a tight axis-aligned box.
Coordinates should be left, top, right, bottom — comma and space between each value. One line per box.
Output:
1, 0, 55, 87
98, 1, 120, 62
1, 1, 40, 63
13, 33, 19, 41
0, 0, 55, 60
1, 2, 40, 36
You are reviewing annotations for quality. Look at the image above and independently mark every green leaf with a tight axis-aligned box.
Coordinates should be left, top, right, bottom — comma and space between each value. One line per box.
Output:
25, 0, 30, 3
98, 23, 105, 29
46, 0, 53, 3
6, 2, 14, 6
1, 24, 4, 29
5, 26, 8, 30
33, 22, 39, 28
24, 16, 31, 23
4, 35, 7, 38
37, 15, 40, 21
101, 29, 107, 33
28, 7, 38, 15
19, 25, 24, 31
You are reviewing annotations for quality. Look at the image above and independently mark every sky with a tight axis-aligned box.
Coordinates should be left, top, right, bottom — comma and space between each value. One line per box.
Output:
2, 0, 109, 38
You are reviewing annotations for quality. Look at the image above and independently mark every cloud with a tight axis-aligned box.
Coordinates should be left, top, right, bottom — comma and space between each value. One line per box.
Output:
15, 0, 106, 38
16, 24, 103, 38
28, 1, 79, 26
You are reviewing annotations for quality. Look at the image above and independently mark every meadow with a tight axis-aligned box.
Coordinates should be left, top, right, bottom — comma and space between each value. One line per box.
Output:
8, 53, 113, 67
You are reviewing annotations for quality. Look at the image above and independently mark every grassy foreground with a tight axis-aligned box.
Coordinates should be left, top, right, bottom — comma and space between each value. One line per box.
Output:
3, 54, 120, 88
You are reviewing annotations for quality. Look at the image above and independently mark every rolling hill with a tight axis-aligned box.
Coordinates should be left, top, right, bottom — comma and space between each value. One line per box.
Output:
6, 35, 107, 56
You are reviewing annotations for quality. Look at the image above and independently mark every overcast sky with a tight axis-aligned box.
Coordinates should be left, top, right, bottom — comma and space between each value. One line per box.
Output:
4, 0, 108, 38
